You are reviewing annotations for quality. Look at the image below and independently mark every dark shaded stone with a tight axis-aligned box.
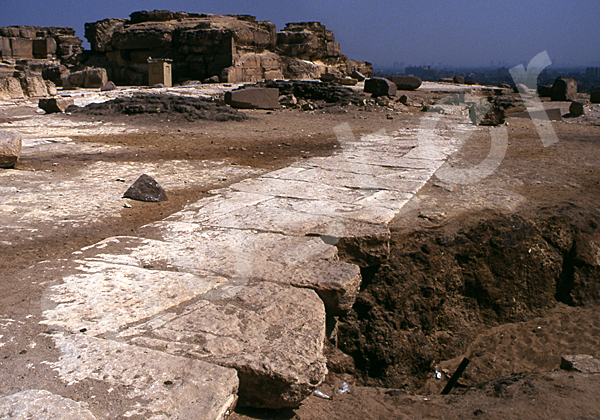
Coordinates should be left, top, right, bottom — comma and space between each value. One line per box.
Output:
569, 101, 584, 116
590, 91, 600, 104
203, 75, 220, 84
438, 78, 454, 83
389, 75, 422, 91
38, 97, 74, 113
257, 79, 366, 106
364, 77, 397, 97
537, 85, 553, 97
453, 75, 465, 84
398, 94, 408, 105
551, 77, 577, 101
224, 87, 279, 109
100, 81, 116, 91
350, 70, 365, 81
123, 174, 168, 202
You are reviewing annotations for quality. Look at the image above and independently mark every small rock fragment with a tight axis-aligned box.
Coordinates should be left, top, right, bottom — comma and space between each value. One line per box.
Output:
100, 81, 116, 91
123, 174, 168, 202
560, 355, 600, 373
569, 101, 585, 116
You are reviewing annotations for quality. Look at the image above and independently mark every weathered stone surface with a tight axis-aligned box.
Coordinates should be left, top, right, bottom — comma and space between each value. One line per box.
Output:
569, 101, 585, 116
62, 67, 108, 89
39, 97, 75, 113
42, 64, 68, 85
0, 390, 97, 420
49, 334, 239, 419
390, 75, 422, 91
100, 81, 116, 91
560, 355, 600, 373
551, 77, 578, 101
10, 37, 33, 58
0, 77, 24, 99
590, 91, 600, 104
122, 281, 327, 408
83, 12, 371, 85
19, 75, 49, 97
225, 87, 279, 109
32, 37, 57, 57
351, 70, 366, 81
364, 77, 397, 97
123, 173, 168, 202
0, 130, 22, 168
453, 75, 465, 84
276, 22, 340, 60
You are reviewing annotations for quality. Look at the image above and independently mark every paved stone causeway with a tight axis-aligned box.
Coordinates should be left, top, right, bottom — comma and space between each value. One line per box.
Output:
8, 110, 476, 418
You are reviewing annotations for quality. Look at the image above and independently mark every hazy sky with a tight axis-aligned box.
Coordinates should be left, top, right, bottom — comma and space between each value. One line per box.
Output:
1, 0, 598, 69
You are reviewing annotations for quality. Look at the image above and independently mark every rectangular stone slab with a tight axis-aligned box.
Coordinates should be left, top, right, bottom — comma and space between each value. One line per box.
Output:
48, 334, 239, 419
72, 231, 360, 314
120, 281, 327, 409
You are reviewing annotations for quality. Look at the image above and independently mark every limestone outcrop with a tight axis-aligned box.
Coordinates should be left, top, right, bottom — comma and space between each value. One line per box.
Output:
83, 10, 372, 85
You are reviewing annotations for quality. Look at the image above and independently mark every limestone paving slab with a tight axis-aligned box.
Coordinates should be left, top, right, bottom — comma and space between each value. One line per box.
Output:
68, 229, 359, 313
118, 281, 327, 409
48, 334, 239, 419
0, 390, 97, 420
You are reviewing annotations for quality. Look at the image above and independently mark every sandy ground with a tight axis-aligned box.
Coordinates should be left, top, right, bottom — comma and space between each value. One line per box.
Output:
1, 85, 600, 419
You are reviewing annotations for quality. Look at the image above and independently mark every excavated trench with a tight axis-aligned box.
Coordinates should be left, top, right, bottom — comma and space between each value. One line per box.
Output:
333, 203, 600, 393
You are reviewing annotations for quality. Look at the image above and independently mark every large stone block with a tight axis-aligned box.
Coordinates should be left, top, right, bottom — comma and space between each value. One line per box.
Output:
20, 75, 49, 97
0, 37, 10, 58
225, 87, 279, 109
390, 75, 422, 90
364, 77, 397, 97
551, 77, 577, 101
10, 37, 33, 58
590, 91, 600, 104
0, 77, 24, 99
0, 390, 96, 420
32, 37, 57, 57
39, 97, 75, 113
0, 130, 22, 168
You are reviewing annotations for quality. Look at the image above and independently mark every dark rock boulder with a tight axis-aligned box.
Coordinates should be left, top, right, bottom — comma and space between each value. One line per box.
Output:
569, 101, 584, 116
39, 97, 74, 113
364, 77, 397, 97
453, 75, 465, 84
123, 174, 168, 202
389, 75, 422, 91
590, 91, 600, 104
537, 85, 553, 97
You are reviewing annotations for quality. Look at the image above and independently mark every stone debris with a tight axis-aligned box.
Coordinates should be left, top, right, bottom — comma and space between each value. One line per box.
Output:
38, 97, 74, 113
0, 130, 22, 168
560, 355, 600, 374
257, 79, 366, 106
0, 390, 97, 420
551, 77, 578, 101
390, 75, 422, 91
100, 80, 116, 91
123, 173, 168, 202
569, 101, 585, 116
364, 77, 397, 97
224, 87, 280, 109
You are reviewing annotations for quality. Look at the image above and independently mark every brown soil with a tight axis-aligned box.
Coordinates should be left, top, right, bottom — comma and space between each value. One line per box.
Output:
2, 91, 600, 419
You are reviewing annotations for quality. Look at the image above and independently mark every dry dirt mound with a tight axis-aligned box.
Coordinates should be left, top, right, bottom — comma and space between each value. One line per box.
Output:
66, 94, 249, 122
337, 204, 600, 392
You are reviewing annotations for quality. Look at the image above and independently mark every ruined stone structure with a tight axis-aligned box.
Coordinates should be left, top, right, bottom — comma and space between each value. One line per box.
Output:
83, 10, 372, 85
0, 26, 83, 99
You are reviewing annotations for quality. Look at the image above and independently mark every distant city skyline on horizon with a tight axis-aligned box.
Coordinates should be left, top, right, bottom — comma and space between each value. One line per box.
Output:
1, 0, 598, 70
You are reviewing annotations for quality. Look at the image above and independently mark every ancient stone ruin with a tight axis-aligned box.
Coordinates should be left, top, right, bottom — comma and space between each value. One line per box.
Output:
0, 26, 82, 99
83, 10, 372, 85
